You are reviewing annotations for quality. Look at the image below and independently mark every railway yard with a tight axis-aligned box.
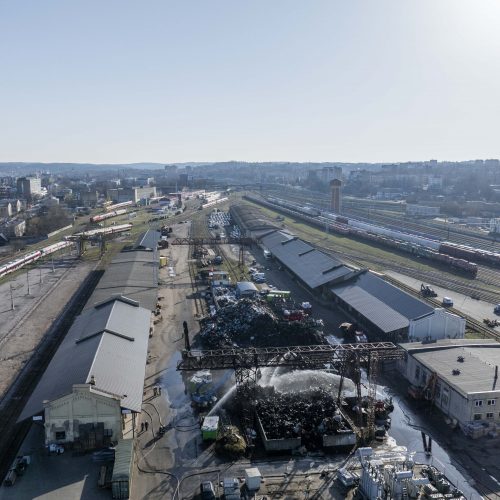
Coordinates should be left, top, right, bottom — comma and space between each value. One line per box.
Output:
246, 193, 500, 312
0, 191, 499, 499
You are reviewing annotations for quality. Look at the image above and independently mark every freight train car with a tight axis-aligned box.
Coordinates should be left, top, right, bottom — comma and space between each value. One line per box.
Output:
345, 219, 441, 250
439, 242, 500, 268
245, 195, 478, 278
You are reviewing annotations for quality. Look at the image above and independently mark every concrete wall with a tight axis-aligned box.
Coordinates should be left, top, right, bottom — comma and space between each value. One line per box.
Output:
43, 385, 123, 446
322, 431, 356, 448
409, 309, 465, 342
256, 415, 301, 452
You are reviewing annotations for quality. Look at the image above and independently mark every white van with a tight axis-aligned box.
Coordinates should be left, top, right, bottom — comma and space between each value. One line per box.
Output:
442, 297, 453, 307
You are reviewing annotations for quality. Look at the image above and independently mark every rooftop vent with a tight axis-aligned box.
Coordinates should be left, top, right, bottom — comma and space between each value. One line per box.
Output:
452, 369, 461, 376
457, 356, 465, 363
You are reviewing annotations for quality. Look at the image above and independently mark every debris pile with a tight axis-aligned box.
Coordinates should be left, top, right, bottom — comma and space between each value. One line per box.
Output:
212, 287, 237, 308
215, 425, 246, 458
199, 299, 326, 349
255, 387, 350, 449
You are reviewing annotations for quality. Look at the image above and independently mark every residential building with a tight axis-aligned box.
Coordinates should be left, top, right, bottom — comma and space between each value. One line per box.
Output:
107, 187, 157, 204
0, 219, 26, 237
80, 190, 99, 207
0, 201, 12, 218
17, 176, 42, 197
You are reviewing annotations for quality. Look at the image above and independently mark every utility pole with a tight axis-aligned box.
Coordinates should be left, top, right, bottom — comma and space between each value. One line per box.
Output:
39, 267, 42, 284
183, 321, 190, 351
10, 283, 14, 310
26, 269, 30, 296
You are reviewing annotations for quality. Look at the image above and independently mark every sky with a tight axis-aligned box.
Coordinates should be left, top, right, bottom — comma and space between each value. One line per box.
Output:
1, 0, 500, 164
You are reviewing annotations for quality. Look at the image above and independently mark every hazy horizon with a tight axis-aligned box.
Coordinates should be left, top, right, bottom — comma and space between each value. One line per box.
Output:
2, 0, 500, 164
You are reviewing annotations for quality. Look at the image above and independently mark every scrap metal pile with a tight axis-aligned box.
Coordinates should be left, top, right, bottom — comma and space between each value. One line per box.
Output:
199, 299, 326, 349
255, 387, 350, 449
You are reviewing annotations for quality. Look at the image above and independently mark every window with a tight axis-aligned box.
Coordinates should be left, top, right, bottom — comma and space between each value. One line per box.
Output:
475, 400, 483, 407
415, 365, 420, 380
473, 414, 482, 421
104, 429, 113, 437
55, 431, 66, 440
486, 412, 494, 419
487, 399, 496, 406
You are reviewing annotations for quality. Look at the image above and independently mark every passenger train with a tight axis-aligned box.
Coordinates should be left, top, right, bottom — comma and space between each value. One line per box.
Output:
90, 209, 128, 224
0, 241, 74, 279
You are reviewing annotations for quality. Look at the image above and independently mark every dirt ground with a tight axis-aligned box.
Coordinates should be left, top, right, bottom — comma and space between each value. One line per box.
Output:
0, 254, 96, 399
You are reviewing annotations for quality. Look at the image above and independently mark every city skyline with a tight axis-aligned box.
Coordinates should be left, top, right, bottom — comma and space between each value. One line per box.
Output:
1, 0, 500, 164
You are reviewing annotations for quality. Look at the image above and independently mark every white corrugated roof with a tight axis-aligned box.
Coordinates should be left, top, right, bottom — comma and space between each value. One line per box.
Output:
19, 297, 151, 420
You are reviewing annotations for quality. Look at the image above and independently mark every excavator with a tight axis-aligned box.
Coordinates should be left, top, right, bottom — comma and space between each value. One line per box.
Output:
408, 372, 438, 401
420, 283, 437, 298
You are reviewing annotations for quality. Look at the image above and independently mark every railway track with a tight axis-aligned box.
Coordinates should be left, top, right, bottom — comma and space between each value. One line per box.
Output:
381, 274, 500, 342
344, 205, 496, 250
247, 195, 500, 303
0, 269, 104, 483
189, 203, 242, 281
262, 187, 498, 251
242, 198, 500, 341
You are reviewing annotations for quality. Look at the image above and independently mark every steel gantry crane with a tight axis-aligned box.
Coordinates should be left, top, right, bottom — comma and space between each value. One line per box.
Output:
177, 342, 404, 440
170, 237, 255, 267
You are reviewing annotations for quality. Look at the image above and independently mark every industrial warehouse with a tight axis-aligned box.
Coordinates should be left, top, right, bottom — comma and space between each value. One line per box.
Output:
401, 339, 500, 435
259, 229, 465, 342
3, 230, 159, 497
0, 195, 499, 500
19, 295, 151, 444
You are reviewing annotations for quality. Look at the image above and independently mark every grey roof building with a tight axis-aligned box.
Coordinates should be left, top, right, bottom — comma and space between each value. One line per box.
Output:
236, 281, 258, 297
331, 271, 432, 334
20, 296, 151, 421
400, 339, 500, 431
135, 229, 160, 251
330, 271, 465, 342
230, 204, 278, 239
260, 231, 354, 289
85, 249, 158, 311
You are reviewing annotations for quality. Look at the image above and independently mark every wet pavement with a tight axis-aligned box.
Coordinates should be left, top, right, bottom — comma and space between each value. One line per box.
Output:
132, 224, 494, 499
